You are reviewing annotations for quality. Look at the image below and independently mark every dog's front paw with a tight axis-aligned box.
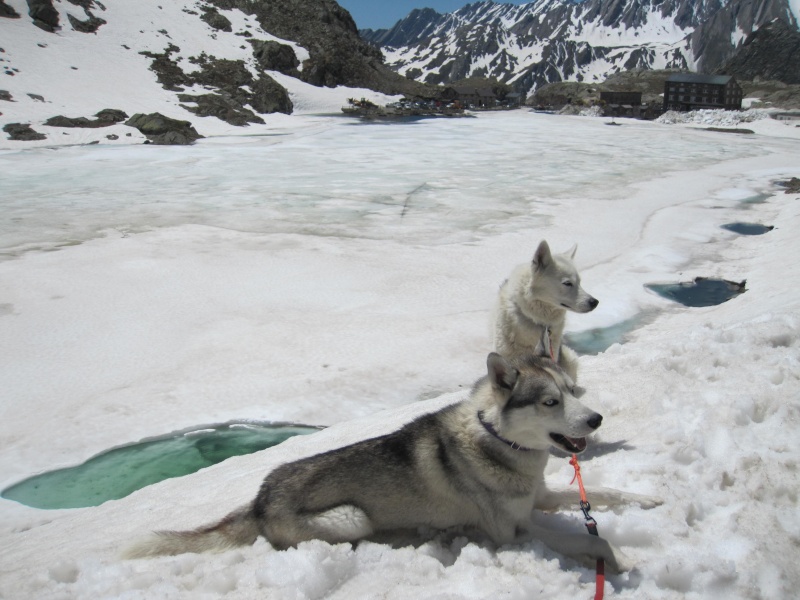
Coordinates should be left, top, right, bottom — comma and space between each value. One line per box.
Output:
580, 537, 634, 573
604, 546, 634, 573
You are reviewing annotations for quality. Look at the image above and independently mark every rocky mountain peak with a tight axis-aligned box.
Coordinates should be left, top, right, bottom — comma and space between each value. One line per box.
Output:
361, 0, 800, 95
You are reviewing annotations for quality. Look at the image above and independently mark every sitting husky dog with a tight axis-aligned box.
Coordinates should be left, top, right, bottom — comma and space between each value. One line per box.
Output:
495, 240, 598, 381
125, 333, 659, 572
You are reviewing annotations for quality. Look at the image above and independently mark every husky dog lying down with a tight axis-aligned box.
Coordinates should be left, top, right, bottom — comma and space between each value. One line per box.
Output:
125, 334, 659, 572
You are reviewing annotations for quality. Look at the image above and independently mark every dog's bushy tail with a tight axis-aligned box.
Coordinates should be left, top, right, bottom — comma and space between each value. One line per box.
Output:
122, 505, 259, 559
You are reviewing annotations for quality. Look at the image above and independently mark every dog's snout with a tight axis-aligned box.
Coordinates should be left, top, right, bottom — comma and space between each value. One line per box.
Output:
588, 297, 599, 310
587, 413, 603, 430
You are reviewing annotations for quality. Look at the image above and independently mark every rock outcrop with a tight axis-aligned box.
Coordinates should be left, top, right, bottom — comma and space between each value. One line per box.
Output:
124, 113, 203, 145
3, 122, 47, 140
715, 19, 800, 85
44, 109, 128, 128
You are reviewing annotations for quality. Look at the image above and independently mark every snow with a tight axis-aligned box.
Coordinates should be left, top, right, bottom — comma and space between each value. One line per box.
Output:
0, 0, 399, 148
1, 109, 799, 599
656, 108, 772, 127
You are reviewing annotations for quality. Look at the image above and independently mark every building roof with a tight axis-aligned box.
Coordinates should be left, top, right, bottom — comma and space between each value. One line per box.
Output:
666, 74, 735, 85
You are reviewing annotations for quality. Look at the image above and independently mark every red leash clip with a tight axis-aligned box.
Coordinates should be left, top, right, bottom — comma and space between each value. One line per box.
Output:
570, 454, 605, 600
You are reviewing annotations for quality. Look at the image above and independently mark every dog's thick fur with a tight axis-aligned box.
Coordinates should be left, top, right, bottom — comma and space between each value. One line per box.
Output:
495, 240, 598, 381
124, 337, 658, 572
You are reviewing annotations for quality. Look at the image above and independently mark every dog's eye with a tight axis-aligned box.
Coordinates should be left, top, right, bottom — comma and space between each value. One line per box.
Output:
562, 281, 573, 287
543, 399, 559, 407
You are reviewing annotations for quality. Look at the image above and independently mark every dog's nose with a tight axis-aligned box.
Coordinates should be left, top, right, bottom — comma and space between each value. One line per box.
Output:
587, 413, 603, 430
588, 297, 599, 310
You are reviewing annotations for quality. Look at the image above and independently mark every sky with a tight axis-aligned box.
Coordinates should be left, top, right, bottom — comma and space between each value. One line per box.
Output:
337, 0, 531, 30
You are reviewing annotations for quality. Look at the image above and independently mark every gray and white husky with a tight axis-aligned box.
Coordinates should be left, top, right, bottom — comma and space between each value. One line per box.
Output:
495, 240, 598, 381
125, 334, 659, 572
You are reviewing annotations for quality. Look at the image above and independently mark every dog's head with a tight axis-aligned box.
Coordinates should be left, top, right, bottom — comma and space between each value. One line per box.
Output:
483, 347, 602, 454
530, 240, 598, 314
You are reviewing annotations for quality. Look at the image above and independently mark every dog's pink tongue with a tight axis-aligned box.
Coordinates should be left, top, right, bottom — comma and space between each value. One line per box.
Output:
568, 436, 587, 452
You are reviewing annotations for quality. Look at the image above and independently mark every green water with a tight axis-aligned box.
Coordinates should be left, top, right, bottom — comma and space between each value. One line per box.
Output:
1, 423, 319, 509
646, 278, 746, 308
564, 314, 648, 355
722, 222, 774, 235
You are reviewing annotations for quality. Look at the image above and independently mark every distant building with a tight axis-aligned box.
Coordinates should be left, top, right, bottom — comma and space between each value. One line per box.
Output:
600, 91, 642, 106
600, 91, 643, 118
772, 112, 800, 122
663, 74, 743, 112
451, 85, 497, 108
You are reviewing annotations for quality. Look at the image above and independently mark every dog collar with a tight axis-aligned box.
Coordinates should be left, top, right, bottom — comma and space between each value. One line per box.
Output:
477, 411, 534, 452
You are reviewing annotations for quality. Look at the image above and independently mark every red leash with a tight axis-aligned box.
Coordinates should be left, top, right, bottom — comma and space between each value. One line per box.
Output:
570, 454, 605, 600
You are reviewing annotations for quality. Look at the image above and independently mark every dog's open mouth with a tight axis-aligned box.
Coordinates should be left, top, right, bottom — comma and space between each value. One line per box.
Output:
550, 433, 587, 453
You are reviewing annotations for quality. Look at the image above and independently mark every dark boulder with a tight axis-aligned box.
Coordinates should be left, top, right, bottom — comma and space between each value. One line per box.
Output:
200, 7, 232, 32
251, 40, 299, 75
4, 123, 47, 140
93, 108, 128, 123
27, 0, 59, 32
0, 90, 13, 101
249, 74, 293, 115
124, 112, 203, 145
1, 0, 20, 18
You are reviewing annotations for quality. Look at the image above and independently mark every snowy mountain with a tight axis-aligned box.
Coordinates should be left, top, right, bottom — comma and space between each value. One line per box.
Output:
360, 0, 800, 95
0, 0, 431, 146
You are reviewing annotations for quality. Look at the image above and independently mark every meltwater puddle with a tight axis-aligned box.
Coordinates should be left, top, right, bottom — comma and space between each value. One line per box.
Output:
564, 313, 654, 355
722, 222, 774, 235
646, 277, 746, 307
1, 422, 320, 509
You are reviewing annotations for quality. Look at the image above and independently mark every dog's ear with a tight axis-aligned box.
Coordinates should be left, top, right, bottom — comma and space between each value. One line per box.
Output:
487, 353, 518, 391
532, 240, 552, 271
563, 244, 578, 259
571, 385, 586, 398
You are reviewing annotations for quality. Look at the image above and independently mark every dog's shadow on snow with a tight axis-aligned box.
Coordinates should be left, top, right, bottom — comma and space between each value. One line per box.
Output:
550, 439, 634, 461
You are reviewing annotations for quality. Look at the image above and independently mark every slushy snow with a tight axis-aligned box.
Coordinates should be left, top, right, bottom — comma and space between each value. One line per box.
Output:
1, 110, 799, 599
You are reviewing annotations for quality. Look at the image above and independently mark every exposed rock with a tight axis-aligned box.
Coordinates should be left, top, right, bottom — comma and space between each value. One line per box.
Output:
705, 127, 755, 134
777, 177, 800, 193
27, 0, 59, 32
200, 6, 232, 32
44, 109, 128, 128
1, 0, 20, 18
3, 122, 47, 140
716, 19, 800, 85
140, 44, 190, 91
144, 47, 294, 121
178, 92, 265, 126
205, 0, 434, 97
124, 112, 203, 145
249, 73, 293, 114
27, 93, 46, 102
0, 90, 13, 101
93, 108, 128, 123
67, 11, 106, 33
251, 39, 299, 76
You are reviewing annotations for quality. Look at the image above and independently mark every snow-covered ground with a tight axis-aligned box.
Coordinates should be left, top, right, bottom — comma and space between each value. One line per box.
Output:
1, 110, 799, 599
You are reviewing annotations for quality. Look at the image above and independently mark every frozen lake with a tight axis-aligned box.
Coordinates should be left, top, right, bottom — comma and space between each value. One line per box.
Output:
0, 112, 771, 255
